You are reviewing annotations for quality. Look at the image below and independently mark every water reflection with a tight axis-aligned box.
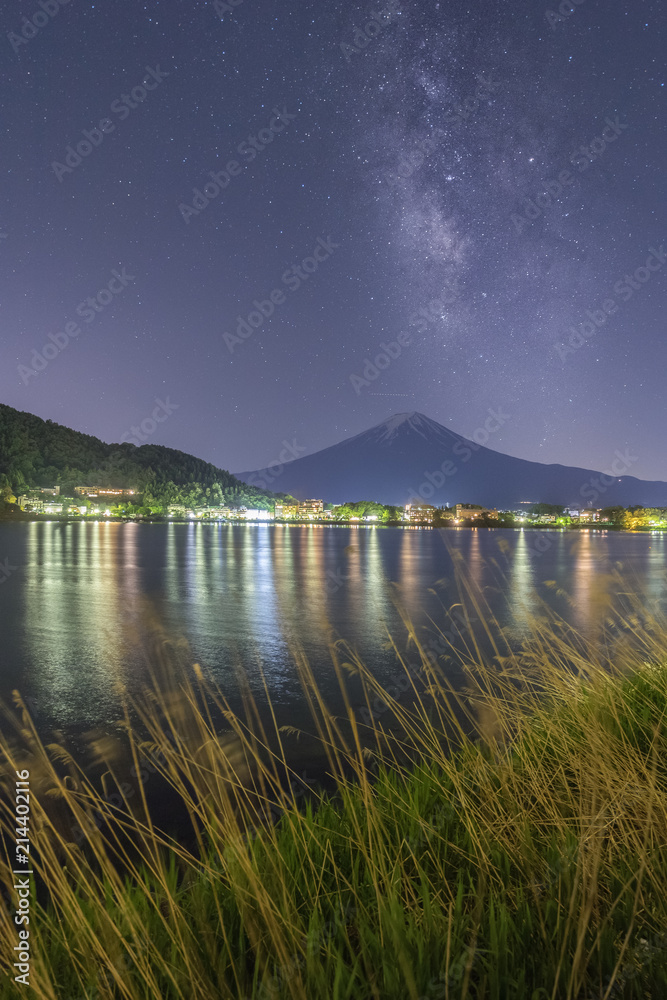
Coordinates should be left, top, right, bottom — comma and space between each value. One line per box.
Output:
570, 530, 598, 629
507, 530, 537, 635
4, 523, 667, 735
24, 522, 140, 726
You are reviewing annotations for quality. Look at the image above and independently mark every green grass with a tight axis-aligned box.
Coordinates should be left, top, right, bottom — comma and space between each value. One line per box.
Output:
2, 581, 667, 999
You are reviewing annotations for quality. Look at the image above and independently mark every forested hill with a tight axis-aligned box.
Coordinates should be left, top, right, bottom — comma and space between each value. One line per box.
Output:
0, 404, 287, 509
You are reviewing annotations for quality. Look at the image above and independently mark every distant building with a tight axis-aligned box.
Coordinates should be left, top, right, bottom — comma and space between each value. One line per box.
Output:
274, 503, 299, 519
298, 499, 324, 519
74, 487, 137, 498
455, 504, 498, 521
167, 504, 189, 517
194, 506, 225, 519
18, 495, 43, 512
43, 502, 64, 515
18, 495, 64, 514
17, 487, 62, 510
197, 506, 262, 520
404, 503, 436, 523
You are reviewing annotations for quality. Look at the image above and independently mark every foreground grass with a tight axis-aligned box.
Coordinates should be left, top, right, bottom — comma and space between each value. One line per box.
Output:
2, 588, 667, 998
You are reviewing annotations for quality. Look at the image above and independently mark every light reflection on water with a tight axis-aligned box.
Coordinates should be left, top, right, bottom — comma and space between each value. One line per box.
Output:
0, 522, 665, 736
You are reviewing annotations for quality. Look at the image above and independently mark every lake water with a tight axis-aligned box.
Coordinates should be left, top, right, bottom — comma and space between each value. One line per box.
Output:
1, 522, 666, 745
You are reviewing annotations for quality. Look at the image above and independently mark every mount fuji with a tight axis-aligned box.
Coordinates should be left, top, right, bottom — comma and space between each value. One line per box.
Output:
235, 412, 667, 509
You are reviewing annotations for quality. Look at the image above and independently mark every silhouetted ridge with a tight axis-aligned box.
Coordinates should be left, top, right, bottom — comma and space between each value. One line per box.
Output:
235, 412, 667, 508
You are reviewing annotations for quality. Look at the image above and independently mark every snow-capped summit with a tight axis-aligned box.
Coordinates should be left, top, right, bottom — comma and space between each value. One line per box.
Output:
368, 412, 441, 443
340, 412, 462, 450
235, 412, 667, 509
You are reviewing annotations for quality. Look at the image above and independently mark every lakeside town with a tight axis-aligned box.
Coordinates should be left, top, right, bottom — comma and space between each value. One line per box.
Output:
8, 486, 667, 530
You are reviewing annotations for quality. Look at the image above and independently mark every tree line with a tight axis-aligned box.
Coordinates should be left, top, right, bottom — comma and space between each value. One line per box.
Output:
0, 403, 288, 513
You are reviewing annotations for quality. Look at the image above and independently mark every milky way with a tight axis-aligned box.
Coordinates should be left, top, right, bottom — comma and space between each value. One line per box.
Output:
0, 0, 664, 478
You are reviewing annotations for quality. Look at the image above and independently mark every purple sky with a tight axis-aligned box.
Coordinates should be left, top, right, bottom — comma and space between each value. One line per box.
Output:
1, 0, 665, 480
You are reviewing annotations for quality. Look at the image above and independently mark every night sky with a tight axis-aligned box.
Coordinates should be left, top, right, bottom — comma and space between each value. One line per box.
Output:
1, 1, 665, 480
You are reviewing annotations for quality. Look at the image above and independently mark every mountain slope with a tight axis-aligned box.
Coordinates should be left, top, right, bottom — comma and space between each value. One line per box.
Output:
235, 412, 667, 509
0, 403, 286, 508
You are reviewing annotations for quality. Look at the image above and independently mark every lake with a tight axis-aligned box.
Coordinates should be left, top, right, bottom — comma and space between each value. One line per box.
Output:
1, 521, 666, 747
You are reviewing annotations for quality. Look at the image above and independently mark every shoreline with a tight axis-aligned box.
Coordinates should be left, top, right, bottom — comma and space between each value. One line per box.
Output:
1, 514, 665, 533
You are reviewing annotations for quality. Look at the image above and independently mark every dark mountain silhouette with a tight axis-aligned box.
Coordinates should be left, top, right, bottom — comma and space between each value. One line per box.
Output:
235, 411, 667, 509
0, 403, 286, 508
